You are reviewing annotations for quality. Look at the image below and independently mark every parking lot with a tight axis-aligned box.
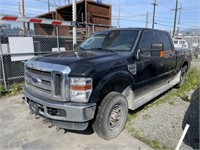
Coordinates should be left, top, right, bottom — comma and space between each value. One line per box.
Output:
0, 94, 153, 150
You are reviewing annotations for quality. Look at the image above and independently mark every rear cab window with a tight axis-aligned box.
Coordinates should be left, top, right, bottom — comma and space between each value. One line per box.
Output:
158, 31, 173, 51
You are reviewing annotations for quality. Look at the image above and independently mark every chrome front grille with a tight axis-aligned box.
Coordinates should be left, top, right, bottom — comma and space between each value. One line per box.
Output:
54, 73, 62, 96
24, 60, 71, 102
26, 72, 52, 96
27, 67, 51, 77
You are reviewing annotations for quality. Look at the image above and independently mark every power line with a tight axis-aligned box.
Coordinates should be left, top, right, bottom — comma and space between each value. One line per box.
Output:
112, 18, 146, 23
112, 12, 152, 18
0, 2, 57, 9
155, 22, 173, 27
34, 0, 57, 7
182, 0, 197, 8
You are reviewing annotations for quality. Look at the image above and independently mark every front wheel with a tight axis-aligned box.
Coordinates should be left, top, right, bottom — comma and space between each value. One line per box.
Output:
176, 65, 187, 88
92, 92, 128, 140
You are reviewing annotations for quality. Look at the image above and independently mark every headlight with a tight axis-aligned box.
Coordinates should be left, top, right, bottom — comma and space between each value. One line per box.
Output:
69, 77, 92, 102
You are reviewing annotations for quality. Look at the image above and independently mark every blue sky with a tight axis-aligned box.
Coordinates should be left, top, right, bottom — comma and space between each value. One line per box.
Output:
0, 0, 199, 31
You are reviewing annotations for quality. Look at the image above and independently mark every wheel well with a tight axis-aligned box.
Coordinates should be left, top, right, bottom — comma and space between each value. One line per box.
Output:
182, 61, 188, 71
90, 79, 132, 123
97, 79, 131, 105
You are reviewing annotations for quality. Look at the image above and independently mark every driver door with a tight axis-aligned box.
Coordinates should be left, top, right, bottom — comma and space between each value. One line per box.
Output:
134, 30, 166, 97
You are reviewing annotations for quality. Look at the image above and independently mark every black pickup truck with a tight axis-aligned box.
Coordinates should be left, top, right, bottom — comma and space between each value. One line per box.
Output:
23, 28, 191, 140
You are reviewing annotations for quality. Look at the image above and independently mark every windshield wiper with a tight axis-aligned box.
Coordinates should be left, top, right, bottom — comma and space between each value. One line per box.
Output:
79, 46, 86, 50
89, 48, 117, 53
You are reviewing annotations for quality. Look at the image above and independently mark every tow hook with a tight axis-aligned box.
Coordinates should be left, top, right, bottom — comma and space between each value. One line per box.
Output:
48, 123, 54, 128
35, 115, 40, 119
43, 118, 51, 124
42, 118, 54, 128
56, 127, 61, 132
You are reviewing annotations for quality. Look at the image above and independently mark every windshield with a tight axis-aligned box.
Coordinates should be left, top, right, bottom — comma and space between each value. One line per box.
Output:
78, 30, 139, 52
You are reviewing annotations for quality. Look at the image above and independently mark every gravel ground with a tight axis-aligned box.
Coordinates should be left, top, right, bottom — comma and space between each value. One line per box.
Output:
191, 60, 200, 68
128, 88, 199, 150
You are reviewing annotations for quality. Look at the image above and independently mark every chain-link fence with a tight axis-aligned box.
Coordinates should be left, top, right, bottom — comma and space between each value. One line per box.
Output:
0, 19, 113, 89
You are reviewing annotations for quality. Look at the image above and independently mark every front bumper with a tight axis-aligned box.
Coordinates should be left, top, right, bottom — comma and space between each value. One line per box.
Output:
23, 88, 96, 130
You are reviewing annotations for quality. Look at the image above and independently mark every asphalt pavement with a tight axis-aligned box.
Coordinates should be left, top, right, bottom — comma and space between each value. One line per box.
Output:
0, 94, 154, 150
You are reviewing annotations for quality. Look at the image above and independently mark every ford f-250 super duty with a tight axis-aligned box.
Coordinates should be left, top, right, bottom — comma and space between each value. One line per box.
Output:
23, 28, 191, 140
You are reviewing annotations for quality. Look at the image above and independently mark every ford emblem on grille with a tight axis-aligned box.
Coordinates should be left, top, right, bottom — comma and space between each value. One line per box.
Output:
32, 77, 41, 84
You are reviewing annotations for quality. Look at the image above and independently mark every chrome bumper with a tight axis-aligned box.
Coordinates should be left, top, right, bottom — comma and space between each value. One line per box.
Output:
23, 88, 96, 123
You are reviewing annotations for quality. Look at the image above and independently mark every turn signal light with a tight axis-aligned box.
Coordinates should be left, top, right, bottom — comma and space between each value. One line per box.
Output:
160, 51, 165, 58
71, 84, 92, 91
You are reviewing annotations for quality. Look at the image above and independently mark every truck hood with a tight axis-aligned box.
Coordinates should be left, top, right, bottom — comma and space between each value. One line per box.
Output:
31, 50, 128, 76
32, 50, 123, 65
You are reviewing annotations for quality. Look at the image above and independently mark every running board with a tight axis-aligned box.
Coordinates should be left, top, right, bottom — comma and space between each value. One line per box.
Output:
132, 71, 181, 110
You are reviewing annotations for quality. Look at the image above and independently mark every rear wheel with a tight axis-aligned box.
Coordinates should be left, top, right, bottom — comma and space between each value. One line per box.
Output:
92, 92, 128, 140
176, 65, 187, 88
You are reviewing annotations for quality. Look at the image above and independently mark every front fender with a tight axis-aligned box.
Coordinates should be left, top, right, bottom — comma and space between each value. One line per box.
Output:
89, 71, 135, 103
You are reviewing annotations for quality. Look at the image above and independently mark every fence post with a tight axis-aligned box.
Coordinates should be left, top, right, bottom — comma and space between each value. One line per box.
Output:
56, 26, 60, 52
87, 25, 90, 37
0, 29, 7, 89
92, 25, 95, 33
27, 22, 31, 37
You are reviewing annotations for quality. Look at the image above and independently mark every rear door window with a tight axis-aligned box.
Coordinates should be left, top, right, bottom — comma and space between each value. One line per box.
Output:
159, 32, 172, 51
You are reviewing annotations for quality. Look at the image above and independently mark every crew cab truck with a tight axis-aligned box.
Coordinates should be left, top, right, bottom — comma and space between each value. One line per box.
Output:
23, 28, 191, 140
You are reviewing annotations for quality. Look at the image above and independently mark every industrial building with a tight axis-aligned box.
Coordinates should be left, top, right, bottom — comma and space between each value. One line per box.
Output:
34, 0, 112, 37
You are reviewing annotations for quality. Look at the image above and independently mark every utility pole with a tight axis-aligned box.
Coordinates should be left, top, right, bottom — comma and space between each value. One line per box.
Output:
152, 0, 157, 29
18, 2, 21, 17
48, 0, 50, 12
117, 0, 120, 28
22, 0, 26, 35
176, 4, 182, 35
173, 0, 178, 36
146, 11, 149, 28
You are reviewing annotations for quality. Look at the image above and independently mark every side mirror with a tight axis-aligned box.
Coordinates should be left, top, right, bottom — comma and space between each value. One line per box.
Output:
151, 43, 165, 58
137, 49, 151, 60
151, 43, 163, 50
136, 49, 141, 60
137, 43, 164, 60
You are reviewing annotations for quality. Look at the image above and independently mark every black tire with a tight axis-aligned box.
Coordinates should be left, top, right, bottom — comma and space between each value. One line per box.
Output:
92, 92, 128, 140
176, 65, 187, 88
